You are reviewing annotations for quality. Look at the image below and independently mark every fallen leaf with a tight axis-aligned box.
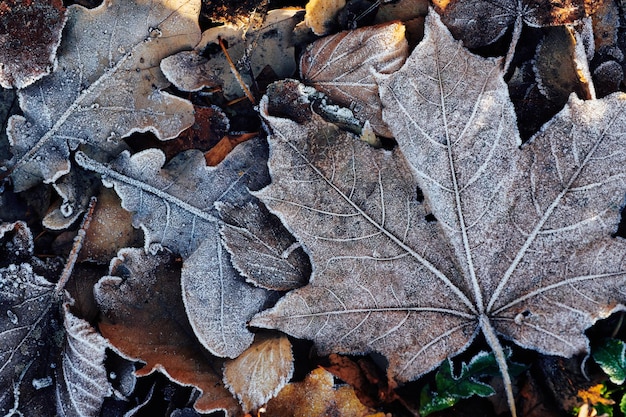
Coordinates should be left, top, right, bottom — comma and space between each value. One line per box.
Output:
0, 0, 67, 89
223, 335, 294, 412
593, 338, 626, 384
95, 247, 241, 416
265, 367, 385, 417
432, 0, 587, 48
76, 138, 271, 358
0, 221, 110, 416
6, 0, 200, 202
252, 11, 626, 417
161, 9, 302, 98
219, 200, 310, 291
300, 22, 408, 137
205, 132, 256, 167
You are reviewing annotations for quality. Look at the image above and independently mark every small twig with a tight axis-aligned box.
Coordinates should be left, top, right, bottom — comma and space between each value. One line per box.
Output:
219, 36, 256, 105
55, 196, 97, 295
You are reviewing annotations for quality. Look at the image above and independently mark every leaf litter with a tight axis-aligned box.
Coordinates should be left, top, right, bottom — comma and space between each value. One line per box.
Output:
2, 0, 626, 415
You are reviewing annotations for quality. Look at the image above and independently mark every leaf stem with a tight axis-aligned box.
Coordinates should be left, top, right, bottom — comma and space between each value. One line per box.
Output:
480, 315, 517, 417
55, 196, 97, 295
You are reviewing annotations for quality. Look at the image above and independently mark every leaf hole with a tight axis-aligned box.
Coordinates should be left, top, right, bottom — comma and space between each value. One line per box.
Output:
416, 187, 424, 203
425, 213, 437, 223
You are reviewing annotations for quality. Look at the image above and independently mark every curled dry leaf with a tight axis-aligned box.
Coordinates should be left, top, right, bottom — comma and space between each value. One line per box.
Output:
0, 221, 110, 416
76, 138, 270, 358
253, 11, 626, 417
223, 335, 294, 412
161, 9, 302, 98
6, 0, 200, 202
265, 367, 384, 417
0, 0, 67, 89
95, 248, 241, 416
300, 22, 408, 137
432, 0, 587, 48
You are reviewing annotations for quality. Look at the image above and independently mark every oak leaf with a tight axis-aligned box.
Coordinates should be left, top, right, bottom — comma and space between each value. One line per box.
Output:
251, 11, 626, 416
76, 139, 271, 358
94, 248, 241, 415
6, 0, 200, 201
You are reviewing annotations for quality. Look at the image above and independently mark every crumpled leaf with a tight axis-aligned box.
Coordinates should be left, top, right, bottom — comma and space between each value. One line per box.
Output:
95, 248, 241, 415
161, 8, 302, 98
223, 335, 293, 412
252, 11, 626, 416
6, 0, 200, 196
593, 339, 626, 385
219, 200, 310, 291
76, 138, 270, 358
300, 22, 408, 137
432, 0, 587, 48
264, 367, 384, 417
0, 0, 67, 89
0, 221, 110, 417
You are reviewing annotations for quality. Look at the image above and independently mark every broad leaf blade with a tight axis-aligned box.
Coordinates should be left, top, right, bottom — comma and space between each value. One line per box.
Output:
252, 79, 477, 382
7, 0, 200, 193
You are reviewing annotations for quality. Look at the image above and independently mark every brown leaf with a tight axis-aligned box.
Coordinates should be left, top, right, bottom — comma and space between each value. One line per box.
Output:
95, 248, 241, 416
205, 132, 257, 167
161, 9, 302, 98
264, 367, 385, 417
223, 335, 294, 412
252, 10, 626, 417
432, 0, 587, 48
300, 22, 408, 137
0, 0, 66, 89
304, 0, 346, 35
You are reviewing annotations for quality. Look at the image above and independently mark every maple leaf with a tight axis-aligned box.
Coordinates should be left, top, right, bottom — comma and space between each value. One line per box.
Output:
251, 11, 626, 416
6, 0, 200, 206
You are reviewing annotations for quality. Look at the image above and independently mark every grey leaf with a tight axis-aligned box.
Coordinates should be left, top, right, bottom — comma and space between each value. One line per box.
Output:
219, 200, 310, 291
77, 138, 271, 358
7, 0, 200, 192
252, 11, 626, 417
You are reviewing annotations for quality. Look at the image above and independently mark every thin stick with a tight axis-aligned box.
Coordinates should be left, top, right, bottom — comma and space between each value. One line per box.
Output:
55, 196, 97, 295
219, 36, 256, 105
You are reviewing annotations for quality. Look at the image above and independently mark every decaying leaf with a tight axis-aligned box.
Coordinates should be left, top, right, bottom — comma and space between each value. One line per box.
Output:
0, 0, 67, 89
161, 9, 302, 98
300, 22, 408, 137
432, 0, 587, 48
265, 367, 385, 417
76, 138, 270, 358
219, 200, 310, 291
0, 221, 110, 416
223, 335, 293, 412
6, 0, 200, 200
252, 11, 626, 417
95, 248, 241, 415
